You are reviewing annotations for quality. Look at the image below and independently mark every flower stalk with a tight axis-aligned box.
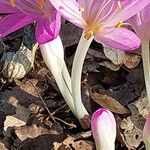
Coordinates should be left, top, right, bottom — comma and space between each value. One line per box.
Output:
141, 39, 150, 102
40, 36, 88, 121
143, 114, 150, 150
71, 31, 93, 127
40, 36, 76, 115
129, 3, 150, 103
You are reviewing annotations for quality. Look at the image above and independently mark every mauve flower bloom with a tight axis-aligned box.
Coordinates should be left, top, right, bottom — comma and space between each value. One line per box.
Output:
143, 114, 150, 150
0, 0, 61, 44
49, 0, 150, 50
129, 4, 150, 102
91, 108, 116, 150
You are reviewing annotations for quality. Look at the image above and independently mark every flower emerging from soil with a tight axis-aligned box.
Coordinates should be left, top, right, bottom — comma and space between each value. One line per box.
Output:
91, 108, 116, 150
0, 0, 61, 44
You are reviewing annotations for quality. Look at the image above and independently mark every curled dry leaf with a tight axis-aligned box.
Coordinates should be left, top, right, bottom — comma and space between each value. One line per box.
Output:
103, 45, 125, 65
90, 91, 130, 115
1, 43, 38, 80
123, 53, 141, 69
119, 92, 150, 149
15, 123, 61, 141
98, 61, 121, 71
103, 45, 141, 69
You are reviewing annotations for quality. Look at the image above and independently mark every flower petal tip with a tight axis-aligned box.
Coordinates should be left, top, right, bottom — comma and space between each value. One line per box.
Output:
91, 108, 116, 150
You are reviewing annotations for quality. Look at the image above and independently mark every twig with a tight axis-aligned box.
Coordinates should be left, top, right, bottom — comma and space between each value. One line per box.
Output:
51, 103, 67, 115
70, 130, 92, 140
28, 80, 55, 122
54, 116, 77, 128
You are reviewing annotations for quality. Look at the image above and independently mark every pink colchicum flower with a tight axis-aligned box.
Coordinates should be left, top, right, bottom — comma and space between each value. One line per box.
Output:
0, 0, 61, 44
129, 4, 150, 103
49, 0, 150, 50
143, 114, 150, 150
91, 108, 116, 150
49, 0, 150, 123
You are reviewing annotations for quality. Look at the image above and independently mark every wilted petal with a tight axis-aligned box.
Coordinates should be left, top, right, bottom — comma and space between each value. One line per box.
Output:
94, 27, 141, 50
0, 14, 35, 38
91, 108, 116, 150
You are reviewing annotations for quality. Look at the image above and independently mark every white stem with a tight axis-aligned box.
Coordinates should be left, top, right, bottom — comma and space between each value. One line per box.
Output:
96, 143, 115, 150
53, 72, 76, 115
40, 36, 77, 116
141, 39, 150, 102
62, 63, 72, 94
71, 31, 94, 119
145, 143, 150, 150
62, 55, 89, 117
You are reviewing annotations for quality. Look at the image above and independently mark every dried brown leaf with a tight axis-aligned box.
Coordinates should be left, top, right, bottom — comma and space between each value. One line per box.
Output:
53, 137, 95, 150
99, 61, 121, 71
60, 21, 81, 47
119, 92, 150, 149
123, 53, 141, 69
0, 142, 8, 150
90, 91, 130, 114
15, 122, 63, 142
103, 45, 125, 65
4, 105, 30, 131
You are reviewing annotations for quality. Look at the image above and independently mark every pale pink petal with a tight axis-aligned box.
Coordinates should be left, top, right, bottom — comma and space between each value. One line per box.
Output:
94, 27, 141, 51
129, 4, 150, 39
49, 0, 85, 27
91, 108, 116, 150
105, 0, 150, 27
78, 0, 117, 23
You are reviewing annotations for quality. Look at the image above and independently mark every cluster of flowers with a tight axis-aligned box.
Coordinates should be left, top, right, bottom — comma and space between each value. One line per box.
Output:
1, 0, 150, 149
